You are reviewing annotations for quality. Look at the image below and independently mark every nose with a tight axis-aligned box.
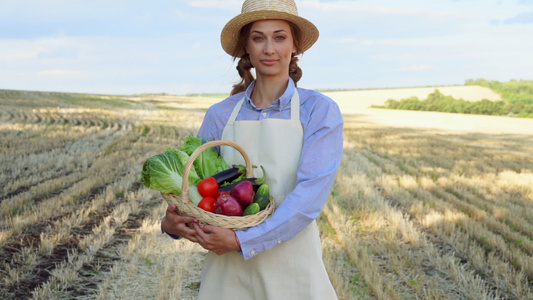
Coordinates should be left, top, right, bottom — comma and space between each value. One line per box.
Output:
263, 40, 275, 54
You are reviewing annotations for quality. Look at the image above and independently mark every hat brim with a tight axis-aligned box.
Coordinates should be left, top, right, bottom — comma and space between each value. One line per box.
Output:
221, 11, 319, 57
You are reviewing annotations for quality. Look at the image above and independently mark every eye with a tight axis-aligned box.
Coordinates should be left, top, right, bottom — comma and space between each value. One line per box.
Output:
252, 36, 264, 42
275, 35, 286, 41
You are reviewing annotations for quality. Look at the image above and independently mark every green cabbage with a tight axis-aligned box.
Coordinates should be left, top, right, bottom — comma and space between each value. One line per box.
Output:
141, 135, 231, 196
178, 135, 230, 180
141, 148, 200, 195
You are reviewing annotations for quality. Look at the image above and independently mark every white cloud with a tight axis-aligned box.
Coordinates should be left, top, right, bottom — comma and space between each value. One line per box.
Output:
187, 0, 240, 9
503, 12, 533, 24
399, 64, 435, 71
37, 69, 82, 77
338, 37, 356, 44
0, 51, 37, 61
302, 1, 479, 19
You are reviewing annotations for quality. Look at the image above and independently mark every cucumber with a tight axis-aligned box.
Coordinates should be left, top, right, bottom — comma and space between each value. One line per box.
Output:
243, 203, 260, 216
253, 184, 270, 210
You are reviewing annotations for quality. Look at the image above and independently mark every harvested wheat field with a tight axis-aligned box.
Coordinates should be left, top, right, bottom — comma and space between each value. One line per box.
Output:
1, 86, 532, 299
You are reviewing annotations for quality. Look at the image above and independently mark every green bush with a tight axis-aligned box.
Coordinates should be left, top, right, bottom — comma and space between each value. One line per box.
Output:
376, 79, 533, 118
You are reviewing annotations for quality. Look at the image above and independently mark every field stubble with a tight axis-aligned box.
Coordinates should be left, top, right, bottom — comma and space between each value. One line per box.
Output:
1, 87, 532, 299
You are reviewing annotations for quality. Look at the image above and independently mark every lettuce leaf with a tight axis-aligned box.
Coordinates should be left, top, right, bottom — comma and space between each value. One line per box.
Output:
141, 135, 230, 196
178, 135, 203, 156
141, 148, 200, 195
178, 135, 230, 180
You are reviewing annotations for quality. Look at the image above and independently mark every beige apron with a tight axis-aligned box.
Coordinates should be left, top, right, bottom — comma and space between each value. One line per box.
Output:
197, 90, 337, 300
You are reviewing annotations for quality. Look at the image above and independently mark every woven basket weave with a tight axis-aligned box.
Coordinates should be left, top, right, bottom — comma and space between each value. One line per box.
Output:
161, 140, 275, 230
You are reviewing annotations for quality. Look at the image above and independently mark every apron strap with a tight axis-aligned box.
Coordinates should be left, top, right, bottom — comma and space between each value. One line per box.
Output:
228, 98, 245, 124
290, 89, 300, 122
227, 89, 301, 124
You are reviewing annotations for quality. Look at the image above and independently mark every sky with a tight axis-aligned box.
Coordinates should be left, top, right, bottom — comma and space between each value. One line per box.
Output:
1, 0, 533, 95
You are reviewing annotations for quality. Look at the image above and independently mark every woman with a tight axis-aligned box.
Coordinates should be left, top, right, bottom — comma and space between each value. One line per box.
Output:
162, 0, 343, 299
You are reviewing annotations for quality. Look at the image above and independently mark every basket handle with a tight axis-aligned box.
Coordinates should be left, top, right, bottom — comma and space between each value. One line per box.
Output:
181, 140, 254, 196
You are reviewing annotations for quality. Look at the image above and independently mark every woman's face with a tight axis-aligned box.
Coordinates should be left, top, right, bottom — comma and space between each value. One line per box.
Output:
245, 20, 296, 80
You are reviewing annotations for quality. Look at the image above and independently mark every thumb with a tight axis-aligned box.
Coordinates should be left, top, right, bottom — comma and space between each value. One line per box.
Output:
166, 203, 178, 214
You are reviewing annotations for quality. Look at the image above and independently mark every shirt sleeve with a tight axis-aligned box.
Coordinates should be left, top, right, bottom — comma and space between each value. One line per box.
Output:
198, 94, 243, 142
236, 95, 344, 260
198, 105, 224, 142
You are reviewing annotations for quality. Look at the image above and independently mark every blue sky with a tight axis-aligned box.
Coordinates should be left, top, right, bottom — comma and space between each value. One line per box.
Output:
1, 0, 532, 95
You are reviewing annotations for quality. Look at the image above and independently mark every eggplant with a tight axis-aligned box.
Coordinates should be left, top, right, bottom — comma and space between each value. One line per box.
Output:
219, 178, 262, 193
211, 167, 243, 186
219, 165, 267, 193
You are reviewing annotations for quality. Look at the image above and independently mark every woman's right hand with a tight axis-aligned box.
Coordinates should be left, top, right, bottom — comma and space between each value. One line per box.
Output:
162, 203, 200, 242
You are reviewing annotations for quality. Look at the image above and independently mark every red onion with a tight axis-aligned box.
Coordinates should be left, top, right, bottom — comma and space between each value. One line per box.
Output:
215, 192, 243, 216
230, 180, 255, 208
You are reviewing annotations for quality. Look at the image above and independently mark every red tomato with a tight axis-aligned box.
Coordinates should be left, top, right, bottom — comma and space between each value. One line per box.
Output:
198, 196, 216, 213
198, 177, 219, 198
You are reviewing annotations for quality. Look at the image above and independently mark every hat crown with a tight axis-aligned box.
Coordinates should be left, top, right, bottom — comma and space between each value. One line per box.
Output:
241, 0, 299, 16
221, 0, 318, 57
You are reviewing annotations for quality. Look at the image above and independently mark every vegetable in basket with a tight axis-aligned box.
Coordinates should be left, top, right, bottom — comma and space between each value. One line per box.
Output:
230, 180, 255, 207
215, 191, 243, 216
178, 135, 231, 179
198, 196, 217, 213
253, 184, 270, 210
141, 149, 200, 195
188, 185, 203, 205
141, 135, 232, 198
218, 166, 267, 193
198, 177, 219, 198
212, 167, 244, 186
243, 202, 260, 216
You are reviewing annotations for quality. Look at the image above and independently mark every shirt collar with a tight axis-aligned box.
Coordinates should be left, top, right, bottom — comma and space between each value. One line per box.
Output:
244, 77, 295, 111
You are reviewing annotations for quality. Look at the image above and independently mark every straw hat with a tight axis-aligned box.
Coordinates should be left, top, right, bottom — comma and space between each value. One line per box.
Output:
221, 0, 319, 57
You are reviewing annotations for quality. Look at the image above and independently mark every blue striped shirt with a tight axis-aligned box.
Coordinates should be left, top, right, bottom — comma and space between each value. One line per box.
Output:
198, 78, 343, 260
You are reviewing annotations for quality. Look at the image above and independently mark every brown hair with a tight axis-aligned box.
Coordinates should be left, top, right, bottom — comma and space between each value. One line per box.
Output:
230, 21, 303, 96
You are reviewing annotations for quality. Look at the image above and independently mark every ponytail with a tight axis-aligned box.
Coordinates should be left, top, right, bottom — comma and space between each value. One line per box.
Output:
289, 55, 302, 86
230, 54, 255, 96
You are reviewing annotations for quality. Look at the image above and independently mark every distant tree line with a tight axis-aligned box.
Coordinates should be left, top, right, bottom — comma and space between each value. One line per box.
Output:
374, 79, 533, 118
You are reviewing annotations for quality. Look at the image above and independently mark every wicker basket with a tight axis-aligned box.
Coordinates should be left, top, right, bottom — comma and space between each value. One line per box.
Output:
161, 140, 275, 230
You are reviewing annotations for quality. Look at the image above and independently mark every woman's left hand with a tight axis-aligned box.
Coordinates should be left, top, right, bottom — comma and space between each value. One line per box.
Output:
192, 224, 240, 255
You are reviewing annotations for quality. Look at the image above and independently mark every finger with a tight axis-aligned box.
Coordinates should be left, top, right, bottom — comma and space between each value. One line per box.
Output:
165, 208, 198, 224
177, 223, 196, 235
178, 226, 199, 243
192, 223, 208, 241
184, 233, 199, 243
201, 224, 216, 234
166, 206, 182, 219
166, 204, 178, 214
178, 215, 199, 224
